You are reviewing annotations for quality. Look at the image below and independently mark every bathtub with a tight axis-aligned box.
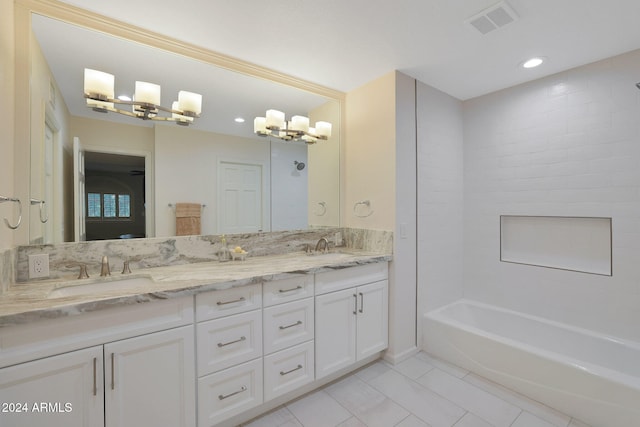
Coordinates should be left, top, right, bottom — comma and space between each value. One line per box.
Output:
422, 300, 640, 427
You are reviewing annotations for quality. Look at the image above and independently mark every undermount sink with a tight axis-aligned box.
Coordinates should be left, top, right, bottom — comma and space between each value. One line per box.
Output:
48, 276, 155, 298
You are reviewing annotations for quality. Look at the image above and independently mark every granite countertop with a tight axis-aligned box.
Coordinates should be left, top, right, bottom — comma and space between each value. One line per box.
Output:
0, 250, 391, 327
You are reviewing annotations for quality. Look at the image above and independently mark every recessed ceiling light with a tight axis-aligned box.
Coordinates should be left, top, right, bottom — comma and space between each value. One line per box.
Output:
234, 117, 245, 123
118, 95, 132, 101
522, 57, 545, 69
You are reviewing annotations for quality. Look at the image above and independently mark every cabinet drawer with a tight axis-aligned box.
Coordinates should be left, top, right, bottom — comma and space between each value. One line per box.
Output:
263, 298, 314, 355
264, 341, 314, 401
0, 295, 194, 369
315, 263, 388, 295
198, 358, 263, 427
197, 310, 262, 376
263, 275, 314, 307
196, 284, 261, 321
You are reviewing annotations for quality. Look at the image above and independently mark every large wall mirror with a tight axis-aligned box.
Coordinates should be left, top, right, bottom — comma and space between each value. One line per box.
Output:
23, 3, 342, 244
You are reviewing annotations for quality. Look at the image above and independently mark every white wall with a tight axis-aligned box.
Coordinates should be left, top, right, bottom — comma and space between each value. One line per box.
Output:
0, 0, 15, 250
416, 81, 465, 348
271, 140, 308, 231
154, 125, 270, 236
463, 49, 640, 341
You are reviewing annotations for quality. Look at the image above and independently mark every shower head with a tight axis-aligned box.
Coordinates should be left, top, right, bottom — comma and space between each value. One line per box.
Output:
294, 161, 305, 170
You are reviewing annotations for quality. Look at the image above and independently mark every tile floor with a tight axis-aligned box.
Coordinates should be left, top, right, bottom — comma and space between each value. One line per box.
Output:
243, 352, 592, 427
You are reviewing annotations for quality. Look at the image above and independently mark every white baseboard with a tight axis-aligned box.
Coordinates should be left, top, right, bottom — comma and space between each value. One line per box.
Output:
382, 345, 419, 365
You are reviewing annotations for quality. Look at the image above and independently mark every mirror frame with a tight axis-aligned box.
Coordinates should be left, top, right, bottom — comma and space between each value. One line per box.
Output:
14, 0, 346, 245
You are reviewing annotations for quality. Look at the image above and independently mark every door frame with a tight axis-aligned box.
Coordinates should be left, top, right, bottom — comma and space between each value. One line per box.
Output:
216, 158, 269, 234
78, 144, 155, 239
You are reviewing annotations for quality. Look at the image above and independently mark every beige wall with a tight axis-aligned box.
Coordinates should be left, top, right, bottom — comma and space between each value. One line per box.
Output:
0, 0, 15, 250
344, 71, 396, 230
308, 100, 341, 227
344, 71, 418, 362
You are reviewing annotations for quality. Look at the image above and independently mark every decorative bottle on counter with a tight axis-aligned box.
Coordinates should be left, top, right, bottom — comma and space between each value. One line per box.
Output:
218, 235, 231, 262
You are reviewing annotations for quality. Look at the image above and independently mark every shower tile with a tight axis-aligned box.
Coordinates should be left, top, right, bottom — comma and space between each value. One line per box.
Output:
462, 373, 571, 427
417, 368, 521, 427
368, 369, 465, 427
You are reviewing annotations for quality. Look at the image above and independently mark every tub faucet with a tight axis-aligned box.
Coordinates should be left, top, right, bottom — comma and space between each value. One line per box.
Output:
315, 237, 329, 253
100, 255, 111, 277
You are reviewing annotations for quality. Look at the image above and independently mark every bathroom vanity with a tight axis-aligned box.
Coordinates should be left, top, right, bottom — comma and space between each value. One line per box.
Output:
0, 251, 390, 427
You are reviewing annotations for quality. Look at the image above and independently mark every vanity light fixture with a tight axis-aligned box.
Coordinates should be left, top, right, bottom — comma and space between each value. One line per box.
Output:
254, 109, 332, 144
83, 68, 202, 126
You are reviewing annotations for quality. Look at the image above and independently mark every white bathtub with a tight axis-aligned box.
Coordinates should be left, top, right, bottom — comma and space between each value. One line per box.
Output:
423, 300, 640, 427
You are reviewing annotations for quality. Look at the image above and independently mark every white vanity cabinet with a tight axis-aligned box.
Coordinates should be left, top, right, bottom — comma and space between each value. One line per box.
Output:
262, 275, 315, 401
196, 284, 264, 426
104, 326, 195, 427
0, 346, 104, 427
315, 264, 389, 379
0, 296, 196, 427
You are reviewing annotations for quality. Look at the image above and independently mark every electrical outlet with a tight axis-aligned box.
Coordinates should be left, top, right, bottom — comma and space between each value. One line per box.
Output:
29, 254, 50, 279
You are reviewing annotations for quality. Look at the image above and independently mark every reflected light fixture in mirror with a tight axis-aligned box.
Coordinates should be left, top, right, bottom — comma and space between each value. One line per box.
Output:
254, 109, 332, 144
84, 68, 202, 125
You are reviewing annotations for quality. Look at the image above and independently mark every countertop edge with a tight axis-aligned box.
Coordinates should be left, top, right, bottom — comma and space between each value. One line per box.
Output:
0, 253, 392, 327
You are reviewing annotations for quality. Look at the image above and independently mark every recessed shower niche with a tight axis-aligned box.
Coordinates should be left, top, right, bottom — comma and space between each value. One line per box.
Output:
500, 215, 612, 276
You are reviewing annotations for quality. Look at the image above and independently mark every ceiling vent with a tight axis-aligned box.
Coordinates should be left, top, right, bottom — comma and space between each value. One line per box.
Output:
466, 1, 519, 35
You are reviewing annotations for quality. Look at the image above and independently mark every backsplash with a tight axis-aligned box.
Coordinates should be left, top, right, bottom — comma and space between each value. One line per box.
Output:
13, 228, 393, 283
0, 248, 15, 293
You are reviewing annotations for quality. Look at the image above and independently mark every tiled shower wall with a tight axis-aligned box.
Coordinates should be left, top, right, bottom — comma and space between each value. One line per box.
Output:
463, 48, 640, 341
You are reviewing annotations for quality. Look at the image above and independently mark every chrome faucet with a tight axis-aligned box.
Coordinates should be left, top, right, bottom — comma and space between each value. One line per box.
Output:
315, 237, 329, 253
100, 255, 111, 277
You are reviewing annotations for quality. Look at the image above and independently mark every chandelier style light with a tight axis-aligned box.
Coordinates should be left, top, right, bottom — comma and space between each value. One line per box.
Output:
83, 68, 202, 126
254, 110, 332, 144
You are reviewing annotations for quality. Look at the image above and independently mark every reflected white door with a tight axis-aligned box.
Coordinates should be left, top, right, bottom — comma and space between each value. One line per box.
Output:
73, 137, 86, 241
218, 161, 263, 234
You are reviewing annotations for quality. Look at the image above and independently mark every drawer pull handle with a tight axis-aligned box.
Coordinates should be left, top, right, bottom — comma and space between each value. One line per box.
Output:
217, 336, 246, 347
110, 353, 115, 390
217, 296, 246, 306
279, 285, 303, 293
279, 320, 302, 330
218, 385, 247, 400
353, 294, 357, 315
92, 357, 97, 396
359, 292, 364, 313
280, 364, 303, 376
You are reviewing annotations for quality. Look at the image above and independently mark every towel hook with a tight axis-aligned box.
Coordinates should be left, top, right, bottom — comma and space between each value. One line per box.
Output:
31, 198, 49, 223
0, 196, 23, 230
354, 200, 374, 218
314, 201, 327, 216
